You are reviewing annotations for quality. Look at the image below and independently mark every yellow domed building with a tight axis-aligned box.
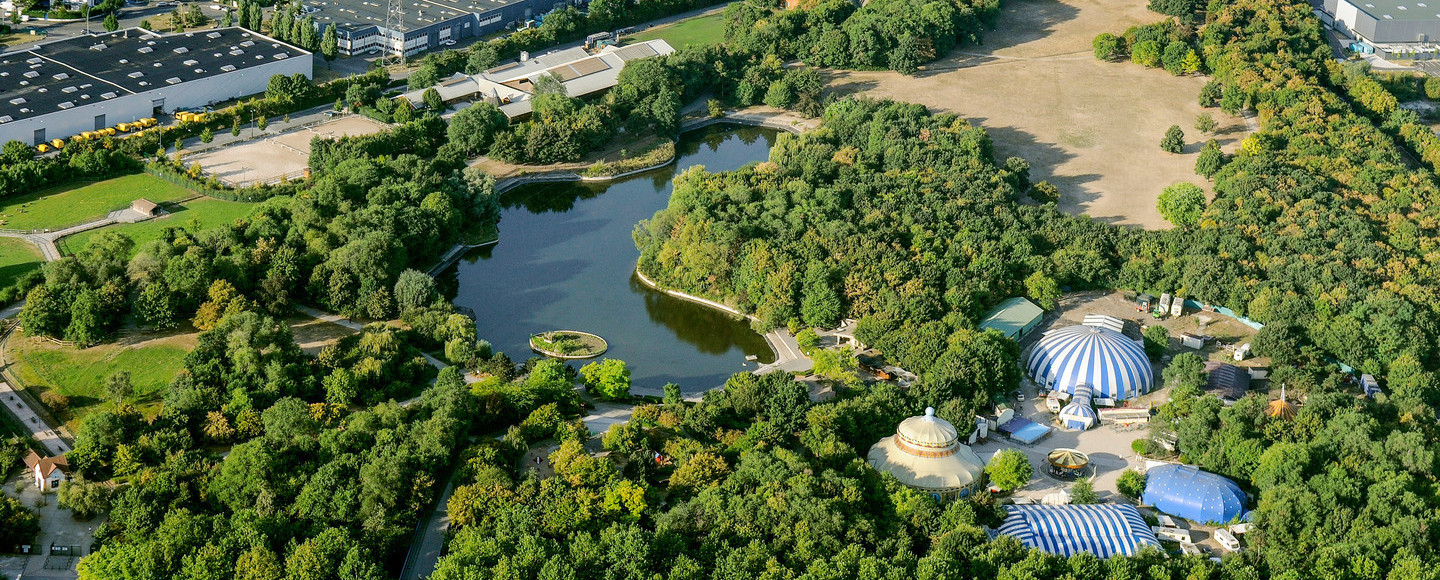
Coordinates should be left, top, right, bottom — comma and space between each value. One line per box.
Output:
867, 407, 987, 500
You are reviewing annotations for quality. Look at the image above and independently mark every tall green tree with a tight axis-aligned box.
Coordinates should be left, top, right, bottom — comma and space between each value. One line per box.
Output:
321, 23, 337, 64
580, 359, 630, 401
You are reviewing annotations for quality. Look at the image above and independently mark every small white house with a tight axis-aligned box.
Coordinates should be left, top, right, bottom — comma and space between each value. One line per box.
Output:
23, 450, 69, 492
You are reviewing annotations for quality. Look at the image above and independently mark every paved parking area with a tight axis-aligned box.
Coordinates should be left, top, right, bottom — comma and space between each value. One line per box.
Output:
0, 472, 103, 580
0, 382, 70, 456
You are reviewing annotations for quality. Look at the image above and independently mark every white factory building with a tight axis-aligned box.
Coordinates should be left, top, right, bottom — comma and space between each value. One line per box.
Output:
0, 27, 312, 146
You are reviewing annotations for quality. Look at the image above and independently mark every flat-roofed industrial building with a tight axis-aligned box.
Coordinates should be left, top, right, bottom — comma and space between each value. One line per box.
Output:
1323, 0, 1440, 43
0, 27, 312, 146
309, 0, 582, 57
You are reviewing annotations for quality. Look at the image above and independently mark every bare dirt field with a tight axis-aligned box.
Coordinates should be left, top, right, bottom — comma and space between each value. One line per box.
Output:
189, 115, 390, 187
823, 0, 1253, 229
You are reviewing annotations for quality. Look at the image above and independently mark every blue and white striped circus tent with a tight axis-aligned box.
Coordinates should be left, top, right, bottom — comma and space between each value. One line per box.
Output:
1026, 325, 1154, 400
1059, 384, 1097, 430
997, 504, 1161, 558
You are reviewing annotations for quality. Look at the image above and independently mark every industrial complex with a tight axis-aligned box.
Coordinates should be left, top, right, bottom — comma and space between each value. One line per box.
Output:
0, 27, 312, 146
1318, 0, 1440, 56
306, 0, 581, 57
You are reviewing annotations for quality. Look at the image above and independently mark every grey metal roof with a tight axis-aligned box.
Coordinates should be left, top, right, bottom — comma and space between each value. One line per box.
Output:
0, 27, 309, 125
1347, 0, 1440, 22
307, 0, 527, 35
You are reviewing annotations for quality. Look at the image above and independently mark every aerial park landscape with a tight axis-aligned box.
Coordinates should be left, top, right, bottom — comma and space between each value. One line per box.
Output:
0, 0, 1438, 577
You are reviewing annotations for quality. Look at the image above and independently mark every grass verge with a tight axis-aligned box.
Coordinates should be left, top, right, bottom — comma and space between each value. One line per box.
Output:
7, 332, 191, 430
59, 197, 254, 256
0, 238, 43, 289
630, 12, 725, 48
0, 174, 193, 232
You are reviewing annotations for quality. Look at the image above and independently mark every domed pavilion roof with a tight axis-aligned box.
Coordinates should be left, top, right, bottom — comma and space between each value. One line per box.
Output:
1026, 325, 1154, 400
868, 408, 986, 492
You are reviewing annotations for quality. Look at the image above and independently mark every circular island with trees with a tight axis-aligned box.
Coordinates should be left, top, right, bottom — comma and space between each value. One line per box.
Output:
529, 330, 609, 359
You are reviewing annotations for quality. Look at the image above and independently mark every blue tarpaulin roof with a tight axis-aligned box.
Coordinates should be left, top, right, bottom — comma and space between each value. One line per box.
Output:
997, 504, 1160, 558
1141, 464, 1248, 524
998, 416, 1052, 444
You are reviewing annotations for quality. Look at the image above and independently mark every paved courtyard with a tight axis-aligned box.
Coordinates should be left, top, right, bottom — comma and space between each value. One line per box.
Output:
0, 472, 103, 580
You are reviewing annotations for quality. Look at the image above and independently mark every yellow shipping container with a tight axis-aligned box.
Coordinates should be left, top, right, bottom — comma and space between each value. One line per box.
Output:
50, 139, 64, 149
36, 144, 49, 153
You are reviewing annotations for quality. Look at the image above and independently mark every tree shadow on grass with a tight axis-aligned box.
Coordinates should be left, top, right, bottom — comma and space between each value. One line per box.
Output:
0, 260, 42, 289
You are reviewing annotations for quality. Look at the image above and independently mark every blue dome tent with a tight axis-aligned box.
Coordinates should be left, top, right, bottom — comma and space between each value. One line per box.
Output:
1026, 325, 1154, 401
1142, 464, 1248, 524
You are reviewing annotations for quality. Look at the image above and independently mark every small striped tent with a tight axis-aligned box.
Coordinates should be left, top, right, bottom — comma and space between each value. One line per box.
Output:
1025, 325, 1154, 400
1059, 400, 1097, 430
997, 504, 1161, 558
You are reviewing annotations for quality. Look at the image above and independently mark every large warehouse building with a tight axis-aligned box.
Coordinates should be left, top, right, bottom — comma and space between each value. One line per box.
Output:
305, 0, 581, 57
0, 27, 312, 146
1323, 0, 1440, 43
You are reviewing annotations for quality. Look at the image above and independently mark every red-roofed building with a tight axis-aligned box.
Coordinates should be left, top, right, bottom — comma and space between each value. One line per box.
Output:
23, 450, 69, 492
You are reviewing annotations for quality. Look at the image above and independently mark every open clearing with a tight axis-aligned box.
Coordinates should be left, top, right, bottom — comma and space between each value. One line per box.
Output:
0, 174, 192, 231
7, 330, 193, 430
5, 315, 361, 430
823, 0, 1250, 229
59, 197, 256, 256
0, 238, 43, 287
630, 12, 725, 48
188, 115, 391, 187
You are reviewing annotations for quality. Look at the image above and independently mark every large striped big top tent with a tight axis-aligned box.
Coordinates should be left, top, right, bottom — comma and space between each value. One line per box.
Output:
1025, 325, 1154, 400
997, 504, 1161, 558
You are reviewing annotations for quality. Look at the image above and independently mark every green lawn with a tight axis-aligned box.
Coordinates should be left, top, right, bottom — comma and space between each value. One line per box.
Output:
631, 12, 726, 49
59, 197, 255, 256
0, 174, 193, 232
0, 238, 43, 288
9, 333, 191, 429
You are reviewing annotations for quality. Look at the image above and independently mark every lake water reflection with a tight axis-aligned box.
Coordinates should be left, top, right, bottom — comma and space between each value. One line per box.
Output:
444, 125, 780, 393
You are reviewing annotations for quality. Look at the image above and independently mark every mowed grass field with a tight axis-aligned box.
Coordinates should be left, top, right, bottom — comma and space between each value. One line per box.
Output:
631, 12, 725, 48
0, 238, 43, 288
8, 332, 192, 429
0, 174, 193, 231
823, 0, 1252, 229
60, 197, 255, 256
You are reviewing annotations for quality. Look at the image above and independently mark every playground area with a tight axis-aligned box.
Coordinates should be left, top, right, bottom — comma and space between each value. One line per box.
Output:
188, 115, 390, 187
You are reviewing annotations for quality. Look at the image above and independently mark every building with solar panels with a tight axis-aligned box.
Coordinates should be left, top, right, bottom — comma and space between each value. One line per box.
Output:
396, 39, 674, 120
0, 27, 311, 146
1323, 0, 1440, 44
305, 0, 584, 57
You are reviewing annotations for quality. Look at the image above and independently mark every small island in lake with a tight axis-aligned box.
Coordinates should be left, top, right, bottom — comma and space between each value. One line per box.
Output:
529, 330, 609, 359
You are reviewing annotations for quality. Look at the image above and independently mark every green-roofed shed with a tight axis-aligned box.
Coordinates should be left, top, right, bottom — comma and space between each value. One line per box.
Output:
979, 297, 1045, 340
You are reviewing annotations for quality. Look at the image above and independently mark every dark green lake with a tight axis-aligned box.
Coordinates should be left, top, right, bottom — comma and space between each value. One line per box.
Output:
445, 125, 779, 393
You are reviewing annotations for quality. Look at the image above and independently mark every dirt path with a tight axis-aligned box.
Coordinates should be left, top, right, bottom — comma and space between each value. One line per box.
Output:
824, 0, 1252, 229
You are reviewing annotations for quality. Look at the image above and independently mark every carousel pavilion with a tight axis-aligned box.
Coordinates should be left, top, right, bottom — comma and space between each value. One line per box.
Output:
868, 407, 987, 500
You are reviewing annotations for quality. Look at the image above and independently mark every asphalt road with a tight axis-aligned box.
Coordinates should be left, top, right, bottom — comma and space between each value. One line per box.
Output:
14, 2, 231, 41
